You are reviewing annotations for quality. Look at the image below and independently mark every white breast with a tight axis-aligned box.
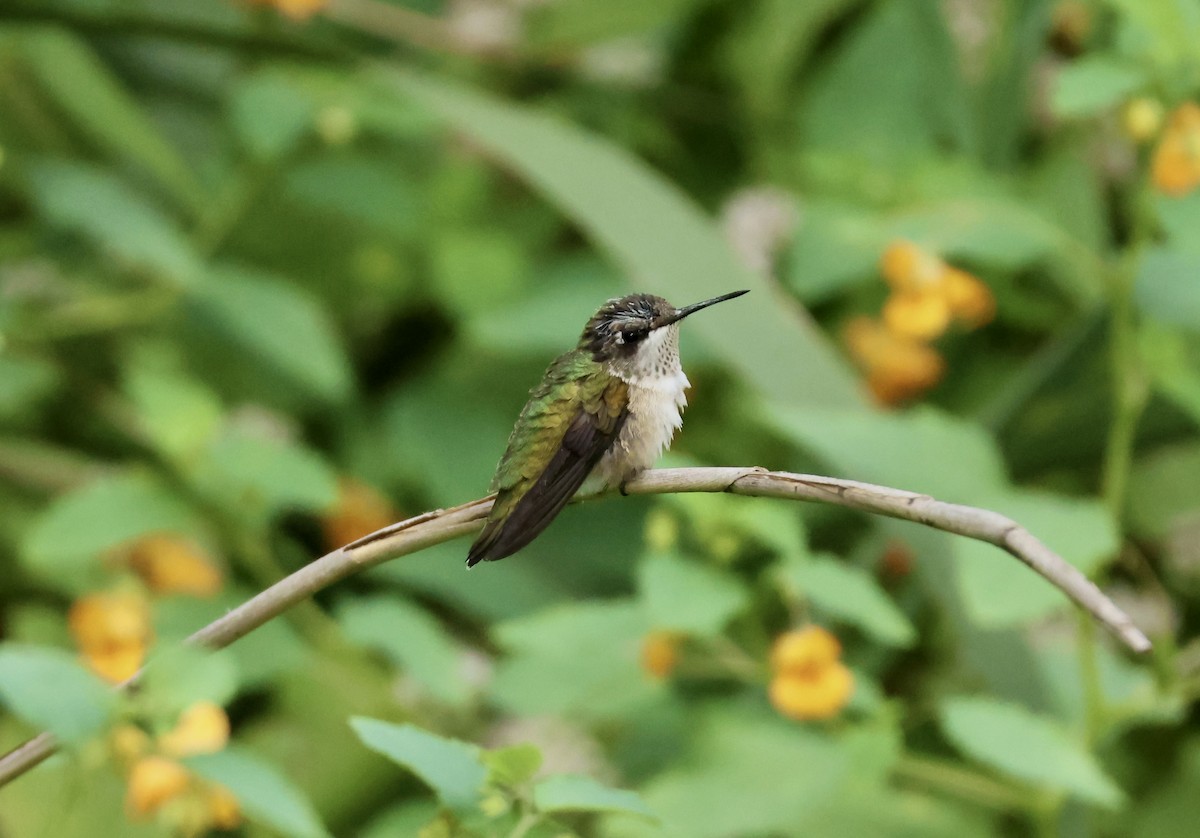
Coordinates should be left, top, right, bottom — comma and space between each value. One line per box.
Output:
590, 368, 689, 489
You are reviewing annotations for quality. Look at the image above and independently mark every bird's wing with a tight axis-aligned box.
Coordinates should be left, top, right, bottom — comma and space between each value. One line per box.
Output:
467, 360, 628, 566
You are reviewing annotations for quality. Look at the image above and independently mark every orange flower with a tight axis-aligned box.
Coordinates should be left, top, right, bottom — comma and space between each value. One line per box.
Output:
640, 631, 682, 679
1152, 102, 1200, 196
843, 316, 945, 405
769, 665, 854, 721
942, 267, 995, 327
120, 703, 240, 831
321, 478, 397, 550
205, 784, 242, 830
126, 756, 191, 818
110, 724, 152, 767
245, 0, 326, 20
880, 240, 945, 294
879, 540, 915, 580
771, 626, 841, 672
882, 292, 951, 341
128, 535, 222, 597
158, 702, 230, 758
880, 241, 994, 337
768, 626, 854, 721
69, 589, 152, 683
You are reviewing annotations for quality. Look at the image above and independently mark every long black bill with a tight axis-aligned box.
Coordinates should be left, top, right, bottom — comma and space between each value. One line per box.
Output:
655, 289, 750, 328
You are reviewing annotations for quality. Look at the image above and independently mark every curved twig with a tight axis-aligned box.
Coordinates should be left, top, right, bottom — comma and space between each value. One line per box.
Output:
0, 467, 1150, 787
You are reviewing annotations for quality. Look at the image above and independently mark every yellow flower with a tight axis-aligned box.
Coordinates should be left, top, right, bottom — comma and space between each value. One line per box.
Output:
205, 784, 242, 830
1152, 102, 1200, 196
126, 756, 191, 818
1123, 97, 1164, 144
771, 626, 841, 672
769, 664, 854, 721
880, 240, 994, 338
640, 631, 682, 679
942, 267, 995, 327
321, 478, 397, 550
158, 702, 230, 758
843, 316, 946, 406
882, 292, 952, 341
69, 589, 152, 683
109, 724, 152, 767
768, 626, 854, 721
128, 535, 222, 597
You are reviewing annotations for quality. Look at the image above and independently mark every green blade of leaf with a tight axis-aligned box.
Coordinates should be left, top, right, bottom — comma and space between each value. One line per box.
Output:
186, 265, 353, 404
0, 645, 117, 743
21, 472, 198, 590
17, 27, 204, 213
534, 774, 655, 819
939, 696, 1124, 807
349, 718, 487, 812
187, 747, 330, 838
781, 555, 916, 647
638, 551, 748, 636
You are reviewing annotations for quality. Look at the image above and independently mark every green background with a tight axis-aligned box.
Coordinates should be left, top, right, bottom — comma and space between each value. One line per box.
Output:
1, 0, 1199, 835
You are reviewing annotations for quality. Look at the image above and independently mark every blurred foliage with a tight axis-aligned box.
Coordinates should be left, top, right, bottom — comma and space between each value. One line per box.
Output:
0, 0, 1198, 835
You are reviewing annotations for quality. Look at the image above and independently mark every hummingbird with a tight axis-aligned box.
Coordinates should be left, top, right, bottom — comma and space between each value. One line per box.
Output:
466, 289, 749, 567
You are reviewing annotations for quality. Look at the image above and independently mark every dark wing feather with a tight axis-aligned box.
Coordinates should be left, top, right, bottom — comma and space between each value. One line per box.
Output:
466, 401, 628, 566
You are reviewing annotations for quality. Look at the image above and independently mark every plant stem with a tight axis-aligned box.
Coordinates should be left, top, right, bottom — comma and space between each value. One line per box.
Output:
893, 754, 1036, 813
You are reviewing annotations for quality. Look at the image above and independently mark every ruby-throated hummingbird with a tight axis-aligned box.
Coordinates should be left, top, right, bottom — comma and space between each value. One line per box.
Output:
466, 289, 749, 566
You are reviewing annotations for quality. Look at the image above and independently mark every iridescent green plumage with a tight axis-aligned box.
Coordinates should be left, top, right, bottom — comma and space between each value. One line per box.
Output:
466, 349, 629, 566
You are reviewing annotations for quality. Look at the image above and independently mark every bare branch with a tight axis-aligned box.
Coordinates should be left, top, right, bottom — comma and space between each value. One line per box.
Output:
0, 467, 1150, 787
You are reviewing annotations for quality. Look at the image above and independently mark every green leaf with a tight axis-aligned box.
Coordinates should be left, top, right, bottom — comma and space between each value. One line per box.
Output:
186, 265, 352, 403
195, 431, 337, 521
664, 493, 807, 558
336, 595, 470, 705
534, 774, 655, 819
489, 601, 657, 721
385, 70, 863, 410
483, 744, 543, 788
781, 555, 916, 647
525, 0, 701, 49
431, 228, 529, 314
1129, 441, 1200, 539
939, 696, 1124, 807
349, 718, 488, 812
953, 491, 1118, 626
0, 644, 117, 743
784, 201, 885, 303
796, 0, 971, 161
123, 360, 223, 462
18, 27, 202, 211
137, 646, 238, 722
1135, 247, 1200, 330
637, 552, 748, 636
21, 472, 197, 588
1155, 191, 1200, 256
1139, 322, 1200, 427
767, 405, 1008, 502
230, 70, 315, 160
0, 354, 59, 421
23, 161, 200, 284
284, 155, 422, 238
187, 747, 330, 838
464, 260, 621, 355
888, 198, 1064, 273
634, 708, 850, 837
1051, 57, 1145, 118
